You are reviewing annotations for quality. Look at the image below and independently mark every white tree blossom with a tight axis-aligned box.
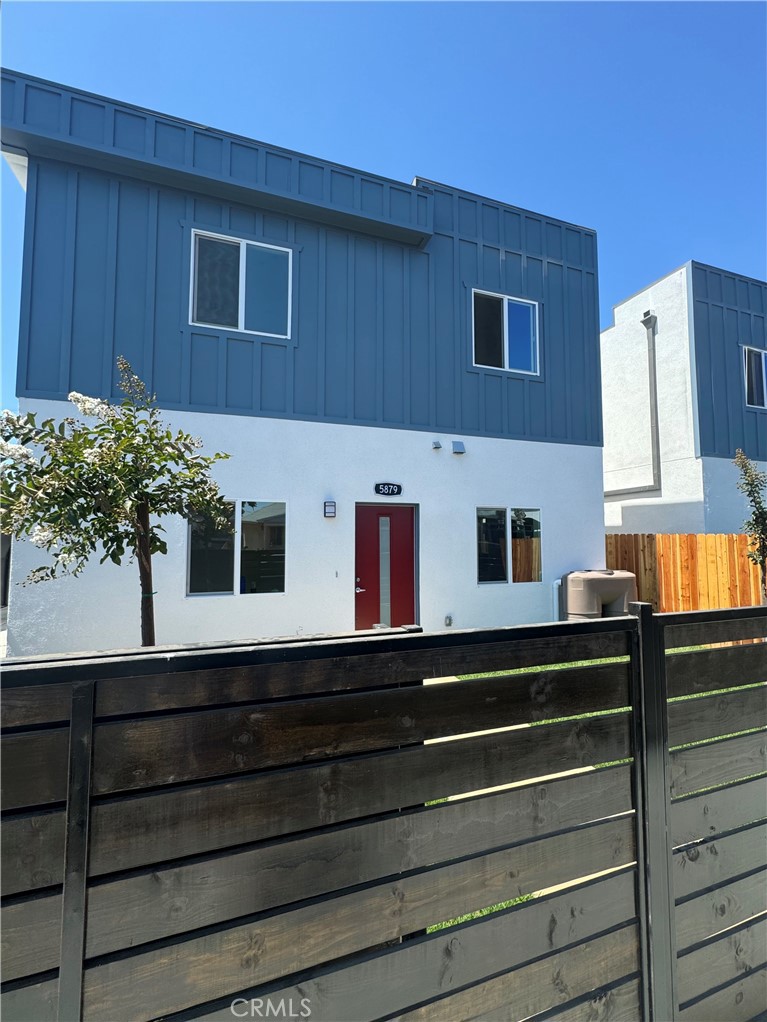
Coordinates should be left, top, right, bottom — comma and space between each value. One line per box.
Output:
67, 392, 115, 421
0, 437, 37, 464
29, 524, 58, 548
2, 358, 231, 645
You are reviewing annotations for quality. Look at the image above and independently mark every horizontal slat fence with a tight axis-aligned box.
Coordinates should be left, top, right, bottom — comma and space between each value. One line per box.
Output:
3, 606, 765, 1021
1, 620, 644, 1022
606, 533, 763, 611
660, 607, 767, 1021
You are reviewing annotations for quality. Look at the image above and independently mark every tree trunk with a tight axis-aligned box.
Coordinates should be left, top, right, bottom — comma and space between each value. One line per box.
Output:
136, 501, 156, 646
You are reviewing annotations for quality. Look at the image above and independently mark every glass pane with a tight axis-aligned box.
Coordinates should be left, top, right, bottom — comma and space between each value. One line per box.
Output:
511, 509, 542, 583
245, 246, 290, 336
188, 504, 235, 593
194, 236, 240, 328
477, 507, 507, 583
241, 501, 286, 593
746, 348, 766, 407
507, 300, 537, 374
379, 516, 391, 626
473, 293, 504, 368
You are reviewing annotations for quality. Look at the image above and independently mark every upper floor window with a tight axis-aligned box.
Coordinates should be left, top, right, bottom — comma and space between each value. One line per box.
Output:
190, 230, 292, 338
473, 290, 539, 375
745, 346, 767, 409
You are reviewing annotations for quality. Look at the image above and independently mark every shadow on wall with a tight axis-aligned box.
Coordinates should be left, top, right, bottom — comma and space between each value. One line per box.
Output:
605, 499, 704, 535
1, 535, 10, 608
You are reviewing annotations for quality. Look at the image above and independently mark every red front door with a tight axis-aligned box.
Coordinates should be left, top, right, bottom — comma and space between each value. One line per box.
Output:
355, 505, 416, 629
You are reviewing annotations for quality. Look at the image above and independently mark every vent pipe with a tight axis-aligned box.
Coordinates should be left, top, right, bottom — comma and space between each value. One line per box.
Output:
605, 309, 662, 496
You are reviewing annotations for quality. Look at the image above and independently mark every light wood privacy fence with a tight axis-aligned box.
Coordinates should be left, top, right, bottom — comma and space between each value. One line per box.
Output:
510, 536, 541, 582
606, 533, 763, 611
1, 608, 765, 1022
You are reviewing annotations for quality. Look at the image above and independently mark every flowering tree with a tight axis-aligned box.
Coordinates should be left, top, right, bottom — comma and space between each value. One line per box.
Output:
0, 358, 231, 646
734, 449, 767, 604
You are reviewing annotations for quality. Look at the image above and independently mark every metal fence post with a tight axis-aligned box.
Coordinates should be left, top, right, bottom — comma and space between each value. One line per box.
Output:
628, 614, 652, 1022
57, 681, 95, 1022
631, 601, 678, 1022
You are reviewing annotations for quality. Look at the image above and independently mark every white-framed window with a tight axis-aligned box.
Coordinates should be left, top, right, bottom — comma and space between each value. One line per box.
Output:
476, 507, 542, 585
188, 500, 286, 595
190, 230, 292, 339
744, 346, 767, 409
472, 290, 539, 375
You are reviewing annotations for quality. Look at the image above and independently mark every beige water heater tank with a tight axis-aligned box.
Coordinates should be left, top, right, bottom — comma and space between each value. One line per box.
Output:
561, 570, 638, 620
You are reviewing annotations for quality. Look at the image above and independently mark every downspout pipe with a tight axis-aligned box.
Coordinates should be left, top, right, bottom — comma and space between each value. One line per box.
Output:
605, 309, 662, 497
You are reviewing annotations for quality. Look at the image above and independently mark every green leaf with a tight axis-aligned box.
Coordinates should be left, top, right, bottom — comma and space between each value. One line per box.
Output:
4, 359, 232, 626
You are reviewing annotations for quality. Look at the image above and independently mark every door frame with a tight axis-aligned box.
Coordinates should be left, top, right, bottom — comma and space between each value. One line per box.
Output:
354, 502, 420, 628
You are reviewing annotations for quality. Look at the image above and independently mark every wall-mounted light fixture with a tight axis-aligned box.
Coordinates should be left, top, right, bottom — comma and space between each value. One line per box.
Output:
324, 501, 336, 518
452, 441, 466, 455
432, 440, 442, 449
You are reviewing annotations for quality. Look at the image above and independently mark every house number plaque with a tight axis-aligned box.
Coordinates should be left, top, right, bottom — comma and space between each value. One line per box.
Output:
374, 483, 403, 496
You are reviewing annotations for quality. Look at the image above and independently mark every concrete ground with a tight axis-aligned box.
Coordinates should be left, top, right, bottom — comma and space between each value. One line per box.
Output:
1, 606, 7, 659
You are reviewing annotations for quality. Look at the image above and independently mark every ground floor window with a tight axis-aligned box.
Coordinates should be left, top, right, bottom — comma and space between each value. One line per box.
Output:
477, 507, 542, 584
188, 500, 286, 595
510, 508, 542, 582
477, 508, 508, 583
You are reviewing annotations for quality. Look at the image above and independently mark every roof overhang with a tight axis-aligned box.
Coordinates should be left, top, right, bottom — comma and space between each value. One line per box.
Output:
1, 69, 433, 246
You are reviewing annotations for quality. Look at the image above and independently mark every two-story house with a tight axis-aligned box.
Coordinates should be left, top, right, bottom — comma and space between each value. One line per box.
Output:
601, 262, 767, 535
2, 71, 606, 656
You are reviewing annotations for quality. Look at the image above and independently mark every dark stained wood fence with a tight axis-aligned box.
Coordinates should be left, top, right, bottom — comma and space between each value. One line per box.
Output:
1, 608, 765, 1021
659, 608, 767, 1021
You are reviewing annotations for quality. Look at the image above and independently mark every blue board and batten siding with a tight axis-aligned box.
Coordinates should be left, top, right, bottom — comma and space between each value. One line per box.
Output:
692, 262, 767, 462
1, 70, 432, 244
4, 69, 602, 446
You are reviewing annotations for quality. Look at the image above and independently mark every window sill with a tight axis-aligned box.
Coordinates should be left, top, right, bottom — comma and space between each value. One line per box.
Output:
239, 591, 287, 597
185, 591, 287, 598
467, 364, 544, 382
187, 322, 296, 345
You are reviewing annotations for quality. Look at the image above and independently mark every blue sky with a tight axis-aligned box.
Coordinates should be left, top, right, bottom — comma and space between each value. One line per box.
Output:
2, 0, 766, 409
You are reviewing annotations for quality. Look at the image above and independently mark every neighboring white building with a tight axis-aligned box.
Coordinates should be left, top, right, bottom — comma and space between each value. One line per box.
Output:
2, 71, 606, 656
601, 261, 767, 535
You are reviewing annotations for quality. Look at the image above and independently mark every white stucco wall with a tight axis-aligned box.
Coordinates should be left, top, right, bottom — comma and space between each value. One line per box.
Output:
602, 264, 705, 533
7, 403, 606, 656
